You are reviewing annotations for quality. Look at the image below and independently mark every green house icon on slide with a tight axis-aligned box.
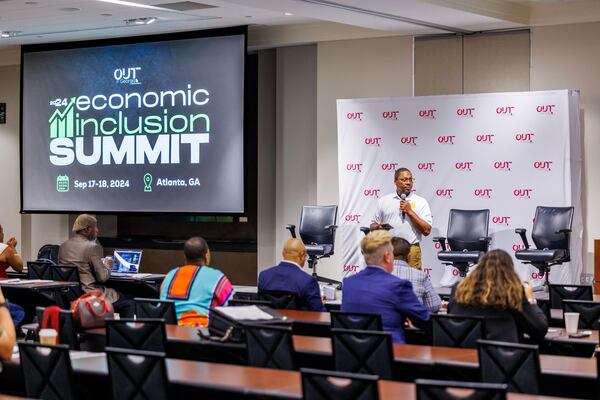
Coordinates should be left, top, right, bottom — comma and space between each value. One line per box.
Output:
49, 98, 76, 139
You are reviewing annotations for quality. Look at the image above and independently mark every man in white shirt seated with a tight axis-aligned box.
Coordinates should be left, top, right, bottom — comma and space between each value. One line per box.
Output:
391, 237, 441, 313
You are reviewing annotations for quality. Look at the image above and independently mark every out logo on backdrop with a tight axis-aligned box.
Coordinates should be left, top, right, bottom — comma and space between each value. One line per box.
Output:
400, 136, 418, 146
515, 132, 534, 143
343, 264, 360, 273
496, 106, 515, 116
364, 137, 382, 146
344, 214, 361, 223
455, 161, 474, 171
418, 109, 436, 119
513, 188, 533, 199
434, 240, 449, 250
437, 135, 455, 145
418, 162, 435, 172
382, 111, 399, 120
512, 244, 526, 251
346, 163, 363, 172
363, 188, 381, 198
456, 107, 475, 118
476, 133, 494, 143
536, 104, 555, 115
494, 161, 512, 171
531, 272, 546, 280
436, 189, 454, 198
422, 267, 432, 277
381, 162, 398, 171
492, 216, 511, 226
474, 188, 493, 198
534, 161, 553, 171
48, 67, 212, 167
346, 112, 363, 121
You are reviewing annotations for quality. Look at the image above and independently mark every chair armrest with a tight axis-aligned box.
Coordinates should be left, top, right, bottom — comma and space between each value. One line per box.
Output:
324, 224, 337, 232
432, 236, 447, 251
286, 224, 297, 238
359, 227, 370, 235
555, 229, 571, 234
514, 228, 529, 249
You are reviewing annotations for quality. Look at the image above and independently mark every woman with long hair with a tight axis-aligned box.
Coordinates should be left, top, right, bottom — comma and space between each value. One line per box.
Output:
449, 249, 548, 343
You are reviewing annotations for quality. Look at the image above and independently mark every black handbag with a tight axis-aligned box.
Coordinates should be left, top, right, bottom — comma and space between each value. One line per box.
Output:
204, 305, 290, 342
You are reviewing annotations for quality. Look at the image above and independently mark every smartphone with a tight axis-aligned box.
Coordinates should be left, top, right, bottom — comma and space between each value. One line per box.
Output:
568, 331, 591, 338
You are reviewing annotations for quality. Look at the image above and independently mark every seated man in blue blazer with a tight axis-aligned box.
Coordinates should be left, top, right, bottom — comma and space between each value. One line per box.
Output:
258, 238, 326, 312
342, 230, 431, 343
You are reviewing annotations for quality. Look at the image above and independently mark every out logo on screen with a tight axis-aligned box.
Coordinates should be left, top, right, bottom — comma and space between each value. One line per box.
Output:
536, 104, 555, 114
418, 162, 435, 172
474, 188, 493, 198
476, 134, 494, 143
343, 265, 360, 273
114, 66, 141, 85
456, 107, 475, 117
418, 109, 436, 118
381, 163, 399, 171
346, 112, 363, 121
515, 132, 534, 143
455, 162, 473, 171
492, 216, 511, 225
346, 163, 363, 172
364, 137, 382, 146
363, 189, 381, 198
494, 161, 512, 171
513, 188, 533, 198
437, 135, 455, 144
344, 214, 361, 223
435, 189, 454, 198
382, 111, 399, 120
534, 161, 553, 170
400, 136, 418, 145
496, 106, 515, 115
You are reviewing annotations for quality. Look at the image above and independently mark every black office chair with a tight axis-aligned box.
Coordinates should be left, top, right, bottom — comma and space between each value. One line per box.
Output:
245, 324, 297, 370
134, 298, 177, 325
105, 347, 168, 400
478, 340, 541, 394
331, 328, 394, 380
562, 300, 600, 329
36, 307, 80, 350
432, 209, 491, 277
228, 298, 272, 307
514, 206, 574, 288
27, 261, 54, 280
233, 291, 260, 301
415, 379, 507, 400
106, 318, 167, 352
535, 298, 555, 327
258, 291, 299, 309
18, 342, 75, 400
432, 314, 485, 349
37, 244, 60, 265
549, 284, 593, 309
286, 205, 338, 278
330, 310, 382, 331
52, 266, 83, 306
300, 368, 379, 400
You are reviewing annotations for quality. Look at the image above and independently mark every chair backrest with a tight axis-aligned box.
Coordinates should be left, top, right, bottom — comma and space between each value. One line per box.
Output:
535, 298, 552, 325
330, 310, 382, 331
298, 205, 337, 246
301, 368, 379, 400
37, 307, 80, 350
37, 244, 60, 265
331, 328, 394, 380
446, 209, 490, 252
233, 291, 260, 301
562, 300, 600, 329
52, 266, 84, 303
228, 298, 272, 307
259, 291, 299, 309
432, 314, 485, 349
105, 347, 168, 400
134, 298, 177, 325
106, 319, 167, 352
531, 206, 573, 250
27, 261, 54, 280
18, 342, 75, 400
478, 339, 540, 394
415, 379, 507, 400
245, 323, 297, 370
548, 284, 593, 309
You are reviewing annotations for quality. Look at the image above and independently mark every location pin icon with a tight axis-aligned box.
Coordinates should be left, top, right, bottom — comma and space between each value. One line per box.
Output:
143, 173, 153, 192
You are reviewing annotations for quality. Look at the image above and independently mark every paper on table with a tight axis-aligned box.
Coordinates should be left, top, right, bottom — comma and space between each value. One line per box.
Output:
215, 305, 275, 320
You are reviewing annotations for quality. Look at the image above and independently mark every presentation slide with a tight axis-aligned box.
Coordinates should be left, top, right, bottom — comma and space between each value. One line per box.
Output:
21, 30, 245, 213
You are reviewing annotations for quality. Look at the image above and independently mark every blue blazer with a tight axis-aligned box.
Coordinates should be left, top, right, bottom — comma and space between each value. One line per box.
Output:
258, 261, 326, 312
342, 265, 431, 343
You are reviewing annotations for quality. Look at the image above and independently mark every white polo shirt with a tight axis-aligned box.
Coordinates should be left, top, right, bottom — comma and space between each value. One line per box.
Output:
371, 192, 433, 244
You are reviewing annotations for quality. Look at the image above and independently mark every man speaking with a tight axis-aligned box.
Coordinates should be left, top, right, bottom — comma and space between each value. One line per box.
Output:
370, 167, 432, 269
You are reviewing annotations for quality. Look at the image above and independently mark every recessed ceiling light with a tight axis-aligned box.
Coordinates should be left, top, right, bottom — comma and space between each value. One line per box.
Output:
245, 15, 252, 18
60, 7, 81, 12
124, 17, 157, 25
284, 12, 293, 16
100, 13, 113, 16
25, 1, 38, 4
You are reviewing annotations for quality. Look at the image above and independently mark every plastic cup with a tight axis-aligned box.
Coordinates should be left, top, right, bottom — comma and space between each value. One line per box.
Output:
39, 329, 58, 345
564, 312, 580, 334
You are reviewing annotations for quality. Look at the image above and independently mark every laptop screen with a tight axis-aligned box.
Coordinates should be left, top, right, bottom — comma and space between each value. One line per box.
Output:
112, 249, 143, 273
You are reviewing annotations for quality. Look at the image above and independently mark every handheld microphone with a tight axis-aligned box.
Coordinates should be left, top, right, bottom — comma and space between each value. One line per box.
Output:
400, 193, 406, 221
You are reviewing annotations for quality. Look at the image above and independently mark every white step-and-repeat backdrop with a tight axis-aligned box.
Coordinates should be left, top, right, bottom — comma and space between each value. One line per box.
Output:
337, 90, 582, 287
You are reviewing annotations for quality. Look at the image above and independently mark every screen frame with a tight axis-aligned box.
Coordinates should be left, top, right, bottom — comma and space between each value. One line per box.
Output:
20, 25, 248, 216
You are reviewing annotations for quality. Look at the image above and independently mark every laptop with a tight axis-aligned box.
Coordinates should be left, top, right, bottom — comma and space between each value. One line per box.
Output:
111, 249, 143, 275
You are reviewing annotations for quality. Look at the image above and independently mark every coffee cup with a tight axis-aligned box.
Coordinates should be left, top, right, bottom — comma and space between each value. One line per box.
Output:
564, 312, 580, 334
39, 328, 58, 345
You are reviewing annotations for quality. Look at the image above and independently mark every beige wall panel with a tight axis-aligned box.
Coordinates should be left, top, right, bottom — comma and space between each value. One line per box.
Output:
415, 36, 463, 95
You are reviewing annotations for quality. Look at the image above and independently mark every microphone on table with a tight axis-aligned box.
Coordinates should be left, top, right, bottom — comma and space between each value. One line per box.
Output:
400, 193, 406, 221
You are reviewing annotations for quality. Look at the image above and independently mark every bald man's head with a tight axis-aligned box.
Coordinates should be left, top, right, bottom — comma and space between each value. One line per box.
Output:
282, 238, 307, 267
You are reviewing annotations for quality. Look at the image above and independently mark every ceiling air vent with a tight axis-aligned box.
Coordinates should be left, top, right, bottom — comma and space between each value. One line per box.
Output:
152, 1, 217, 11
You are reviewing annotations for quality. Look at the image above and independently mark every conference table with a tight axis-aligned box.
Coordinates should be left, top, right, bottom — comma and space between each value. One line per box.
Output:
104, 273, 165, 298
0, 279, 80, 309
0, 350, 579, 400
